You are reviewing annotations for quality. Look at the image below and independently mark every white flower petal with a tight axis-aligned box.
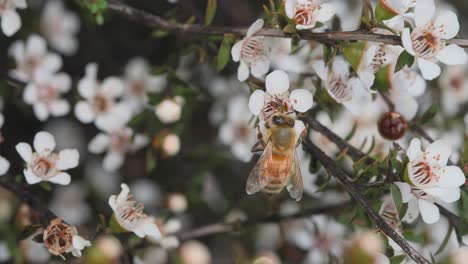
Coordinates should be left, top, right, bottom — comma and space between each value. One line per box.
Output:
438, 166, 465, 188
285, 0, 297, 19
56, 149, 79, 170
23, 84, 37, 104
250, 58, 269, 79
88, 133, 111, 154
407, 138, 422, 160
312, 60, 328, 81
414, 0, 435, 27
417, 58, 441, 80
237, 61, 250, 82
246, 19, 264, 38
293, 120, 306, 142
1, 10, 21, 37
42, 54, 62, 73
332, 57, 351, 78
101, 77, 124, 98
436, 45, 467, 65
14, 0, 27, 9
48, 172, 71, 185
290, 89, 313, 113
24, 169, 42, 184
427, 187, 460, 203
74, 101, 95, 123
0, 156, 10, 175
265, 70, 289, 95
393, 90, 418, 120
33, 131, 56, 153
395, 182, 412, 203
401, 28, 416, 56
103, 151, 124, 172
49, 100, 70, 117
16, 143, 32, 163
402, 199, 420, 223
135, 219, 162, 239
33, 104, 50, 121
231, 41, 242, 62
418, 199, 440, 224
425, 139, 451, 166
434, 11, 459, 39
316, 3, 335, 23
72, 236, 91, 251
248, 90, 265, 116
108, 195, 117, 211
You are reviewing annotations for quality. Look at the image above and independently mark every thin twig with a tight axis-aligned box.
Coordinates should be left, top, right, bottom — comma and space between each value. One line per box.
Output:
106, 0, 468, 48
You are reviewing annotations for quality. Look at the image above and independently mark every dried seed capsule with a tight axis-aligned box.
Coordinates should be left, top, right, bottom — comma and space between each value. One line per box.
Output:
377, 112, 408, 140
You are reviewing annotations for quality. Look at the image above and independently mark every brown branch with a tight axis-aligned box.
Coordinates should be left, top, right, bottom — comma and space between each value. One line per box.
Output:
301, 139, 430, 264
106, 0, 468, 48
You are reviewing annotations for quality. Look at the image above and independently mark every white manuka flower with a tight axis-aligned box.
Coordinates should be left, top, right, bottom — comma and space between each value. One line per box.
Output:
0, 0, 27, 36
9, 35, 62, 82
88, 126, 148, 172
231, 19, 270, 82
43, 218, 91, 258
313, 56, 372, 115
109, 183, 162, 239
15, 131, 79, 185
40, 1, 80, 55
248, 70, 313, 120
74, 63, 131, 131
219, 95, 256, 162
123, 58, 166, 114
395, 138, 465, 224
439, 65, 468, 116
23, 72, 71, 121
401, 0, 467, 80
0, 114, 10, 176
285, 0, 335, 30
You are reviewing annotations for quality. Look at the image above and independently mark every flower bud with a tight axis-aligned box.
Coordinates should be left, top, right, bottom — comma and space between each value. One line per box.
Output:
162, 134, 181, 157
179, 240, 211, 264
377, 111, 408, 140
155, 98, 183, 123
343, 232, 386, 264
167, 193, 188, 214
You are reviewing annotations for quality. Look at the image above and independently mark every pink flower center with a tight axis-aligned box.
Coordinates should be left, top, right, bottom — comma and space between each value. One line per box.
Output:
44, 220, 74, 255
293, 3, 318, 27
110, 129, 131, 152
117, 194, 147, 229
37, 84, 59, 104
31, 153, 58, 179
327, 77, 352, 102
0, 0, 12, 14
130, 80, 147, 96
241, 36, 265, 63
262, 96, 293, 120
92, 93, 111, 114
412, 161, 434, 185
371, 45, 388, 72
410, 26, 443, 59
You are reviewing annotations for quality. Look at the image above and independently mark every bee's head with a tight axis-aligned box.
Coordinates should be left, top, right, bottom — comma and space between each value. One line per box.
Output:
270, 113, 295, 128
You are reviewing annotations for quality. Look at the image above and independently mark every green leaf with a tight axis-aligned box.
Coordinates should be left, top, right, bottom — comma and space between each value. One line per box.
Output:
146, 148, 157, 172
152, 30, 170, 38
323, 44, 338, 67
419, 104, 439, 125
95, 13, 104, 25
204, 0, 217, 26
375, 1, 397, 21
216, 34, 234, 72
390, 183, 403, 211
394, 50, 415, 73
282, 24, 296, 34
39, 182, 52, 191
342, 42, 366, 70
109, 214, 127, 233
345, 123, 358, 141
390, 255, 406, 264
373, 65, 391, 92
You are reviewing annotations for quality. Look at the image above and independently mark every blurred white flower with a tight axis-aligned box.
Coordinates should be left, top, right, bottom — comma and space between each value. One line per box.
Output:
40, 1, 80, 55
23, 72, 71, 121
43, 218, 91, 258
75, 63, 131, 131
219, 95, 256, 162
345, 231, 389, 264
284, 0, 335, 30
154, 96, 184, 124
451, 247, 468, 264
401, 0, 467, 80
109, 183, 162, 239
88, 126, 148, 172
248, 70, 313, 119
395, 138, 465, 224
123, 58, 166, 114
16, 131, 79, 185
162, 133, 181, 157
49, 183, 91, 226
9, 35, 62, 82
179, 240, 211, 264
231, 19, 270, 81
0, 114, 9, 176
0, 0, 27, 36
134, 246, 168, 264
130, 179, 162, 211
85, 158, 120, 198
0, 242, 10, 262
313, 56, 372, 115
167, 193, 188, 214
439, 65, 468, 116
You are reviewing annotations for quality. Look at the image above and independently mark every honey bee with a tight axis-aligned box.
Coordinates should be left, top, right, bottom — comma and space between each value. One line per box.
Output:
246, 113, 305, 201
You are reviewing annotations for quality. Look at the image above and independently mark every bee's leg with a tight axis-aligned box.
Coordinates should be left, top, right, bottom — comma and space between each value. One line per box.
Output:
251, 126, 266, 153
296, 123, 309, 147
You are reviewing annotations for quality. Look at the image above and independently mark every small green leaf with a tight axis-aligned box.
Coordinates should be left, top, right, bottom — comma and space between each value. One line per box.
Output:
146, 148, 157, 172
216, 34, 234, 72
152, 30, 170, 38
205, 0, 217, 26
373, 65, 391, 92
394, 50, 415, 73
109, 214, 127, 233
323, 44, 337, 66
419, 104, 439, 125
39, 182, 52, 191
282, 24, 296, 34
342, 42, 366, 70
390, 183, 402, 211
375, 1, 397, 21
345, 123, 358, 141
95, 13, 104, 25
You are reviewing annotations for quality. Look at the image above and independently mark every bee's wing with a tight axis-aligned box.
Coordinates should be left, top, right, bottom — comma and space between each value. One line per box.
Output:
286, 149, 303, 201
246, 141, 273, 195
